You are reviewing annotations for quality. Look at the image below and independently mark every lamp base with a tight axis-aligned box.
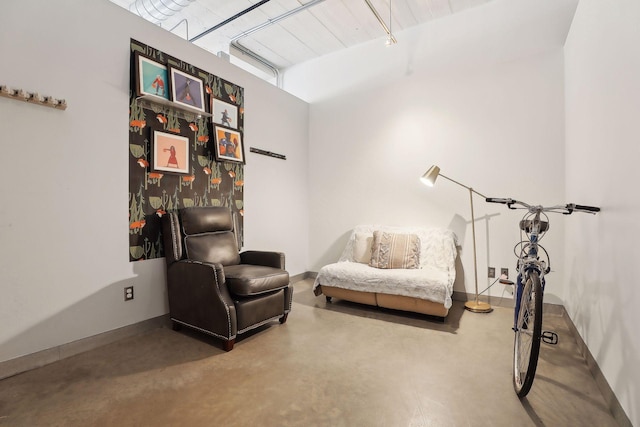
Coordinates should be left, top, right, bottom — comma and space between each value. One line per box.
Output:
465, 300, 493, 313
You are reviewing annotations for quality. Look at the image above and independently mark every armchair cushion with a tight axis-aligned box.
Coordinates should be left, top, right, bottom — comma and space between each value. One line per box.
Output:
185, 233, 241, 266
180, 206, 241, 266
240, 250, 285, 269
181, 206, 234, 234
224, 264, 290, 297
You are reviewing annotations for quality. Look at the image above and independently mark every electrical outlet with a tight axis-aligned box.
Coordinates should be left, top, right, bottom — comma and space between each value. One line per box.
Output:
488, 267, 495, 278
124, 286, 134, 301
501, 268, 509, 278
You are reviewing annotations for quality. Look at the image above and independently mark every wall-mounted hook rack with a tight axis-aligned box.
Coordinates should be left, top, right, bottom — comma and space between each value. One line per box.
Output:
250, 147, 286, 160
0, 85, 67, 110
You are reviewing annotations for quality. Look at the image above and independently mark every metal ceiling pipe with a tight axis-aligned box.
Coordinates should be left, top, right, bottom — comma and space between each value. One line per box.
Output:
168, 18, 189, 39
228, 0, 326, 86
129, 0, 195, 24
229, 41, 280, 82
190, 0, 273, 42
230, 0, 326, 42
363, 0, 397, 44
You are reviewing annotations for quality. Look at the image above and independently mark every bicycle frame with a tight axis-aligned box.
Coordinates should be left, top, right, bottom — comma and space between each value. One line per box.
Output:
514, 211, 546, 330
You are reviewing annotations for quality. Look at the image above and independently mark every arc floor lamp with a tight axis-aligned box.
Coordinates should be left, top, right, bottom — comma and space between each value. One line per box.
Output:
421, 165, 492, 313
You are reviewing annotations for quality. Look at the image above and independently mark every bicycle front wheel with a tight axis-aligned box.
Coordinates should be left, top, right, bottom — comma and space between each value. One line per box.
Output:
513, 270, 543, 398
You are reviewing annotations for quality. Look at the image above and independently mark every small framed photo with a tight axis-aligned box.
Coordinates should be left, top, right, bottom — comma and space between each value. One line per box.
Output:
152, 130, 190, 174
211, 98, 238, 129
169, 67, 206, 113
213, 125, 245, 164
135, 52, 170, 100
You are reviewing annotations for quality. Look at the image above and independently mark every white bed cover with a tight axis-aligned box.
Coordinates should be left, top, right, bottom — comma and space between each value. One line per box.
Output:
313, 225, 458, 309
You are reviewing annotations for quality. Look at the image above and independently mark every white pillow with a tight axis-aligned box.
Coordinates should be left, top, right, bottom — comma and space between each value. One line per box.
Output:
352, 232, 373, 264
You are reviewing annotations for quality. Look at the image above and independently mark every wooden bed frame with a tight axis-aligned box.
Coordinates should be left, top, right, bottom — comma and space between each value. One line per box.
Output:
318, 285, 449, 318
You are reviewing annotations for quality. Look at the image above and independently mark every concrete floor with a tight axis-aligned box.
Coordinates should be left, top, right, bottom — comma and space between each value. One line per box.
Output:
0, 279, 619, 426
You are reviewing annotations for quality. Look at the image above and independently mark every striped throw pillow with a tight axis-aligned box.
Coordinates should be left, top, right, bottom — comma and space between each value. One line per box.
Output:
369, 231, 420, 269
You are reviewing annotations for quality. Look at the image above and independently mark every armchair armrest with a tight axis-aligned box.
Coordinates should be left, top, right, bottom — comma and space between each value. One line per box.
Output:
166, 260, 237, 339
240, 250, 285, 269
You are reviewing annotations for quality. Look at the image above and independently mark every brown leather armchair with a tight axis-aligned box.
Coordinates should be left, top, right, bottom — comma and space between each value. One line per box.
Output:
162, 206, 292, 351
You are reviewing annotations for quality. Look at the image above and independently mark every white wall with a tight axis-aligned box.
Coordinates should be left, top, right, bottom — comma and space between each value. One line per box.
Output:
285, 0, 574, 301
564, 0, 640, 424
3, 1, 635, 422
0, 0, 308, 364
241, 79, 309, 273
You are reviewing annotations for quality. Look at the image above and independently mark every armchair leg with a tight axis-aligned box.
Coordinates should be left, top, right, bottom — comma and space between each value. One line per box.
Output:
223, 339, 235, 352
279, 313, 288, 324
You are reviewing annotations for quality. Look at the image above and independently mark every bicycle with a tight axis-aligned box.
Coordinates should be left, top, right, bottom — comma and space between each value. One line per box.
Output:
485, 197, 600, 398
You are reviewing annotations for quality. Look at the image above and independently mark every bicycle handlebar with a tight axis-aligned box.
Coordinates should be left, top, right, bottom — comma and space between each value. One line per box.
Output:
572, 204, 601, 213
486, 198, 600, 214
486, 197, 513, 205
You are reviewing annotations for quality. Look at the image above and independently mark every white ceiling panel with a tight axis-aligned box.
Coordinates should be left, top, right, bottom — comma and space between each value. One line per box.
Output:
277, 11, 345, 56
112, 0, 495, 73
426, 0, 455, 19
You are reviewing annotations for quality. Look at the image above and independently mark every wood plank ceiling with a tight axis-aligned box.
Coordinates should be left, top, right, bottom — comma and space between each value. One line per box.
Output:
111, 0, 493, 72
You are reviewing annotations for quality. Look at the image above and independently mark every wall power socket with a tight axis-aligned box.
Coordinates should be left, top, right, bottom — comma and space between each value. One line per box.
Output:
124, 286, 134, 301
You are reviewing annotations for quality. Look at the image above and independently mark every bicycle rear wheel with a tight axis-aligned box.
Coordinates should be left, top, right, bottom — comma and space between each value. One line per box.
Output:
513, 270, 543, 398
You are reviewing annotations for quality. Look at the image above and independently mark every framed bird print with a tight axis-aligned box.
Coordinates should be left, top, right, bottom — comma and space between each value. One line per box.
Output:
152, 130, 190, 174
213, 125, 245, 164
169, 67, 206, 113
135, 52, 170, 101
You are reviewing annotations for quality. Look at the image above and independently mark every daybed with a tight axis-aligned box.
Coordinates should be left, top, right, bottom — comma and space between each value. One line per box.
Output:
313, 225, 458, 318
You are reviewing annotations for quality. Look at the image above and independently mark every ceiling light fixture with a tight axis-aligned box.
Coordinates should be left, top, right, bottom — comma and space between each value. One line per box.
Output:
364, 0, 397, 46
386, 0, 395, 46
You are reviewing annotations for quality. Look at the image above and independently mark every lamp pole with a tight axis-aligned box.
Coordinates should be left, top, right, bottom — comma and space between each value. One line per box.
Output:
421, 167, 492, 313
468, 186, 488, 312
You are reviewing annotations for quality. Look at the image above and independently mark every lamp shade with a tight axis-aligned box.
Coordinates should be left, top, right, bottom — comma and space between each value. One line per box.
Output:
420, 165, 440, 187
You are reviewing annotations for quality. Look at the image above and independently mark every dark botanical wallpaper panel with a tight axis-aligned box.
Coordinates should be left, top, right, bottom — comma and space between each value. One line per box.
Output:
128, 39, 244, 261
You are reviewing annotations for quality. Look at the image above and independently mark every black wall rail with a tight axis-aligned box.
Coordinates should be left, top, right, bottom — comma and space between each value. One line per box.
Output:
250, 147, 286, 160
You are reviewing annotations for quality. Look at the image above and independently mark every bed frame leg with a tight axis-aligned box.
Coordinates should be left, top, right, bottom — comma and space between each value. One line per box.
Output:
326, 296, 332, 303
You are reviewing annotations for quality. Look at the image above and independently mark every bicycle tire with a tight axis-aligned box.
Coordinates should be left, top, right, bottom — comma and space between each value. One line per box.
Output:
513, 270, 543, 398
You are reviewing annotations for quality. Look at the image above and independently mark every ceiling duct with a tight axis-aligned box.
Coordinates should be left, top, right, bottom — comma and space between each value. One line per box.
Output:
129, 0, 195, 24
229, 0, 326, 85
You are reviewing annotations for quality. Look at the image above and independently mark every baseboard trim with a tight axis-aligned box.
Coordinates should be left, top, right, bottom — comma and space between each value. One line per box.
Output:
0, 314, 169, 381
560, 307, 632, 427
451, 290, 567, 315
453, 290, 517, 308
291, 271, 314, 283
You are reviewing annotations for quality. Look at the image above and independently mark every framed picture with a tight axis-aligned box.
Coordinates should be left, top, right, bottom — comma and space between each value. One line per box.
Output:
213, 125, 245, 164
135, 52, 169, 100
211, 98, 238, 129
152, 130, 190, 174
169, 67, 206, 113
